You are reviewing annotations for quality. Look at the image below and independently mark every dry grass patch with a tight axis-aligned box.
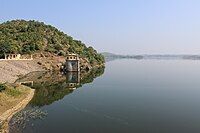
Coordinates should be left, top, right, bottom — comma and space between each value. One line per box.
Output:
0, 84, 31, 115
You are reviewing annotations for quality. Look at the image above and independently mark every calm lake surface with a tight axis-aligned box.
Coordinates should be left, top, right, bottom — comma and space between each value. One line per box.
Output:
10, 59, 200, 133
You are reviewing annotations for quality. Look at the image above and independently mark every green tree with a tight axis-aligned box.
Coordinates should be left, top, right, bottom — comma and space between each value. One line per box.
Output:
0, 42, 15, 58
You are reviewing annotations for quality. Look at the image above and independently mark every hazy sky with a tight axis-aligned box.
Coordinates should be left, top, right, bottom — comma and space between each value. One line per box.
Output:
1, 0, 200, 54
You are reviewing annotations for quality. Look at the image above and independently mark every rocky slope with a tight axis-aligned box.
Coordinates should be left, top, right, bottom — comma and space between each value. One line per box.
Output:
0, 60, 44, 83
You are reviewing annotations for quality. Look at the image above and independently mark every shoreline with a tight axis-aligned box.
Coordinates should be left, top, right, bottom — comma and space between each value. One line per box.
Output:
0, 58, 105, 132
0, 59, 43, 133
0, 88, 35, 133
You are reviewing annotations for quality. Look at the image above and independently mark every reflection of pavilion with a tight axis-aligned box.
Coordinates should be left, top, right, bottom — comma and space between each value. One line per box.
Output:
65, 72, 80, 90
14, 67, 104, 107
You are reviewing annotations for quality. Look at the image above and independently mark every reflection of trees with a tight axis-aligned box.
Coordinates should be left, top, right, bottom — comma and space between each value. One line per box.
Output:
80, 67, 105, 85
30, 82, 73, 107
16, 67, 105, 107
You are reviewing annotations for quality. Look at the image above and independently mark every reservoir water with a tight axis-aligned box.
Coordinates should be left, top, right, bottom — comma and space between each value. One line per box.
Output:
10, 59, 200, 133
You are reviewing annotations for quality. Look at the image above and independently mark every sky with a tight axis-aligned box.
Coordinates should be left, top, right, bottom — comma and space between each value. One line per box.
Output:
1, 0, 200, 54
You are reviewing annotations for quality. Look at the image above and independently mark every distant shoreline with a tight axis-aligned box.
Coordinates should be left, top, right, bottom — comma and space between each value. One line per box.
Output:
101, 52, 200, 61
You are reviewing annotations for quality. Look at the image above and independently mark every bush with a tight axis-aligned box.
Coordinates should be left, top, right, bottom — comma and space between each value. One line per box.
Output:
5, 87, 21, 96
58, 50, 66, 56
0, 84, 6, 91
22, 44, 31, 53
0, 43, 13, 58
54, 44, 63, 51
0, 83, 22, 96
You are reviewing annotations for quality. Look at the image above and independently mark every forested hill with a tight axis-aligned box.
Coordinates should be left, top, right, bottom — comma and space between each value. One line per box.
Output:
0, 20, 104, 65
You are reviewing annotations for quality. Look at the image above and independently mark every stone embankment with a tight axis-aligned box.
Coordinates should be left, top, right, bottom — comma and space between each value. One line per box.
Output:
0, 60, 44, 83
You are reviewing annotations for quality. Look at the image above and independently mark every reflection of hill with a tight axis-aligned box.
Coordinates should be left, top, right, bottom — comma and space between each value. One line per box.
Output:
80, 67, 105, 85
16, 67, 105, 107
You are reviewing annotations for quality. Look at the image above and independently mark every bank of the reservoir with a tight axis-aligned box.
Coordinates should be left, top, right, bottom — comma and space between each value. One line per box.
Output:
0, 84, 34, 133
0, 59, 45, 133
0, 56, 104, 132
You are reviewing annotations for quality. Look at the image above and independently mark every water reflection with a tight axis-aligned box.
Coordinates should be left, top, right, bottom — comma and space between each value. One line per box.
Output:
65, 72, 80, 90
9, 60, 200, 133
10, 67, 104, 132
16, 67, 105, 107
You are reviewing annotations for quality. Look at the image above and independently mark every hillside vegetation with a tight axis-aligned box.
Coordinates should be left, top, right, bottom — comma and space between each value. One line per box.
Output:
0, 20, 104, 66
